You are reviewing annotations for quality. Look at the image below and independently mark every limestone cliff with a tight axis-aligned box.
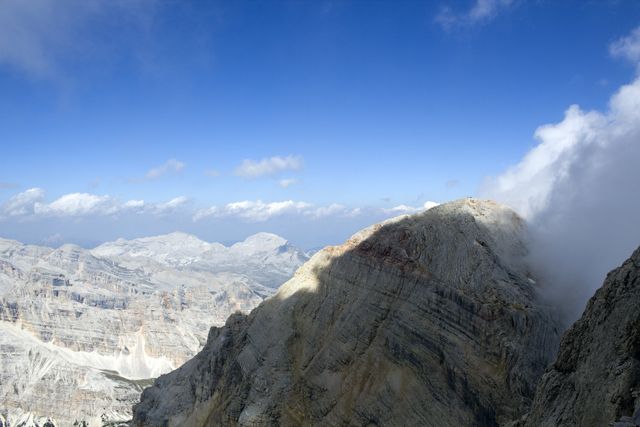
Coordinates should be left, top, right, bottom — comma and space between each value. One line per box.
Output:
132, 199, 562, 427
522, 245, 640, 427
0, 232, 307, 427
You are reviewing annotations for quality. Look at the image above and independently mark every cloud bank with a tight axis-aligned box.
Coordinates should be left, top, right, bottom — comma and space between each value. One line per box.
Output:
478, 26, 640, 324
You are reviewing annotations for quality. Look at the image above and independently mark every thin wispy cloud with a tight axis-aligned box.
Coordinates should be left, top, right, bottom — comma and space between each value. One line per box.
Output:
203, 169, 221, 178
435, 0, 514, 30
0, 0, 155, 79
610, 26, 640, 65
232, 155, 304, 179
90, 177, 102, 188
111, 175, 139, 184
445, 179, 460, 188
277, 178, 300, 188
145, 159, 187, 180
0, 182, 20, 189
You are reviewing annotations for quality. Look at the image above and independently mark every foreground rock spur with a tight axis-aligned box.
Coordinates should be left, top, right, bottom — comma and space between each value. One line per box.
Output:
522, 245, 640, 427
132, 199, 562, 426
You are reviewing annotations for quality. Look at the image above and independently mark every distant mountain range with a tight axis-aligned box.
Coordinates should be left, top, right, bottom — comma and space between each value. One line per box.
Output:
0, 232, 309, 427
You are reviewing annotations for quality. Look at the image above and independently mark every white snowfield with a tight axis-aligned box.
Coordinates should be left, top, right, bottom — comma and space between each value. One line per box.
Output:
0, 232, 309, 427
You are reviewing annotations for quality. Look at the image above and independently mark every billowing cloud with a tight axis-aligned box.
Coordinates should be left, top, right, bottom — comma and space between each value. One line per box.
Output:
478, 25, 640, 324
1, 188, 45, 217
277, 178, 300, 188
232, 155, 304, 179
435, 0, 514, 29
145, 159, 187, 180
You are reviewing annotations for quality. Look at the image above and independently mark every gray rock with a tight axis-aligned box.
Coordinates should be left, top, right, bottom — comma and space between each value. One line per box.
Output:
132, 198, 562, 427
0, 233, 307, 427
523, 245, 640, 427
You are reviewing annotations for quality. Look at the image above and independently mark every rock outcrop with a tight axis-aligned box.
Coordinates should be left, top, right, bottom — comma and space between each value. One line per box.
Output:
522, 245, 640, 427
132, 199, 562, 427
0, 232, 308, 427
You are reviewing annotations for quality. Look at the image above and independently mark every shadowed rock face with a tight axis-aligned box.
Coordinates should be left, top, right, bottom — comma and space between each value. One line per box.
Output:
522, 245, 640, 427
132, 199, 562, 427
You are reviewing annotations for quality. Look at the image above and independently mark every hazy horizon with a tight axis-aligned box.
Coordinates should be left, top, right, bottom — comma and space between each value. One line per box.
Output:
2, 1, 640, 312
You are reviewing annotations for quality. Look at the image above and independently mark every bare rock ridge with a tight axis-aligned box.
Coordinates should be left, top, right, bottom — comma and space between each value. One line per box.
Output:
521, 244, 640, 427
0, 232, 308, 427
132, 199, 563, 426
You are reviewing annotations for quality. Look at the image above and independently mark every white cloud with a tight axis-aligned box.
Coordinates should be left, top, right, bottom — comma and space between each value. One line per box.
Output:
1, 188, 45, 216
153, 196, 193, 213
145, 159, 187, 180
193, 200, 364, 222
277, 178, 300, 188
33, 193, 143, 217
232, 155, 304, 179
307, 204, 362, 218
610, 26, 640, 64
192, 206, 219, 222
381, 201, 439, 216
223, 200, 314, 222
478, 26, 640, 323
435, 0, 514, 29
0, 189, 196, 221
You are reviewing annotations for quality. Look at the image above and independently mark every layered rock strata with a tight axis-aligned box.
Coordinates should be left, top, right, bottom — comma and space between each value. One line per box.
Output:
132, 199, 562, 427
0, 232, 307, 427
522, 245, 640, 427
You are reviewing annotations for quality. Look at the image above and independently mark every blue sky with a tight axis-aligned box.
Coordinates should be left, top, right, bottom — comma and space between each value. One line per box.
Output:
1, 0, 640, 259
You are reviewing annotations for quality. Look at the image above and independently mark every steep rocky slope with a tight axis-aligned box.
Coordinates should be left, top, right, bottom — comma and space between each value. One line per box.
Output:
0, 232, 307, 427
521, 245, 640, 427
132, 199, 562, 427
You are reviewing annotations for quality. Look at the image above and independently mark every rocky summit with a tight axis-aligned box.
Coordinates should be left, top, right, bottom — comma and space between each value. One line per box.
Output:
132, 199, 563, 427
0, 232, 308, 427
521, 244, 640, 427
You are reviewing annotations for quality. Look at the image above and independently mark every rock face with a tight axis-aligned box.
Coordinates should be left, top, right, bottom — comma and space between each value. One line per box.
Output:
132, 199, 562, 427
522, 245, 640, 427
0, 232, 308, 427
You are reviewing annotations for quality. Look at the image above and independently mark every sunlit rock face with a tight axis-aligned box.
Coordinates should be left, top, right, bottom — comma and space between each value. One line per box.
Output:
522, 245, 640, 427
0, 232, 308, 427
132, 199, 562, 427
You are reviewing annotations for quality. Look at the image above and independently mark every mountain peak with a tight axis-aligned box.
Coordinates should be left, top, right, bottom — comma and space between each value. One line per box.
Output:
132, 199, 561, 427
